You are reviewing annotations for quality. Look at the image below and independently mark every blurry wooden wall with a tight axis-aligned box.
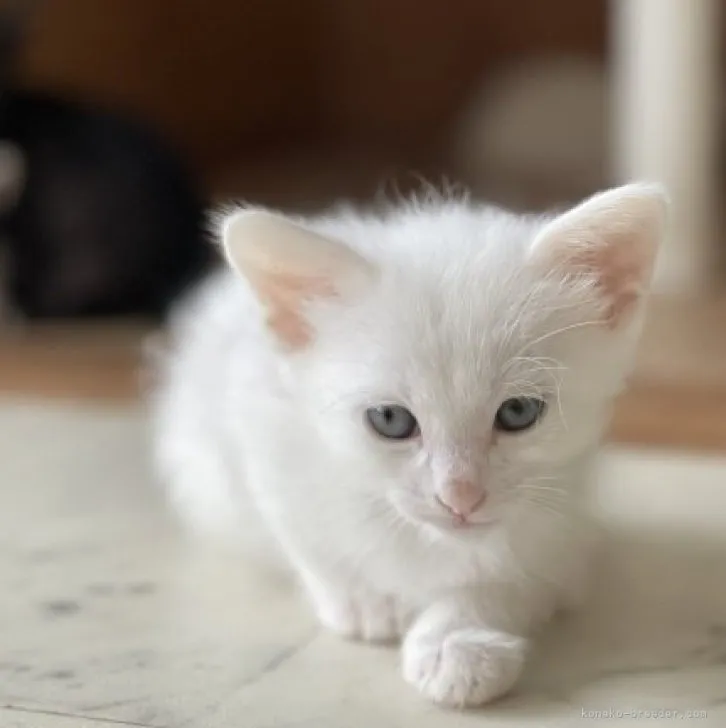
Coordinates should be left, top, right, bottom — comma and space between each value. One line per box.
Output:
15, 0, 607, 174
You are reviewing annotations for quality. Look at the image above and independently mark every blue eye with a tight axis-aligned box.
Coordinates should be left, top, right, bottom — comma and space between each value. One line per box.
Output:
366, 405, 419, 440
495, 397, 545, 433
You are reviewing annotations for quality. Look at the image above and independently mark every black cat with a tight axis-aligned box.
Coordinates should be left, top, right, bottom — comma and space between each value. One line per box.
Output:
0, 87, 215, 320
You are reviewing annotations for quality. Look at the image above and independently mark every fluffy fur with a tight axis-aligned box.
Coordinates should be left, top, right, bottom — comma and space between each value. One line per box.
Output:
152, 183, 667, 707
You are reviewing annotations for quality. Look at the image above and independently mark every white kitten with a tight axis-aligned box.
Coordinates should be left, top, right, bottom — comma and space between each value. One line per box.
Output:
152, 183, 667, 707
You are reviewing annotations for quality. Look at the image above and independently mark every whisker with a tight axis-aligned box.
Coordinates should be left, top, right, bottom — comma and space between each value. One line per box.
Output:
515, 318, 603, 359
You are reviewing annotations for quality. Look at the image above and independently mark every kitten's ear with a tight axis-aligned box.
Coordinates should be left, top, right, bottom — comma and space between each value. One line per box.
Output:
529, 183, 668, 328
222, 210, 376, 349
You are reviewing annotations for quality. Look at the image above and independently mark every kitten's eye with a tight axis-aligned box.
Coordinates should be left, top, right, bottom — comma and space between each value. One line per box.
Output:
495, 397, 545, 433
366, 405, 419, 440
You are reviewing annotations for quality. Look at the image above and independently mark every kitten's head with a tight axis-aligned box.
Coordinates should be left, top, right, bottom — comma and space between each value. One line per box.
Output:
221, 184, 667, 539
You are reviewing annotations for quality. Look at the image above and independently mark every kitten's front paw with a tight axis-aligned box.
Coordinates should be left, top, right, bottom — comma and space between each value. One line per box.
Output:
402, 624, 527, 707
312, 590, 412, 644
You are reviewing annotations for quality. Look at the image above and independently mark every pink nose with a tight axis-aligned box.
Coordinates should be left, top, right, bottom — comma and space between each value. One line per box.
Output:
436, 479, 486, 518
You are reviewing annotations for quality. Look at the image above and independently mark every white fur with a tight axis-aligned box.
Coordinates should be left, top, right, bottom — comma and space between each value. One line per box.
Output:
151, 184, 666, 707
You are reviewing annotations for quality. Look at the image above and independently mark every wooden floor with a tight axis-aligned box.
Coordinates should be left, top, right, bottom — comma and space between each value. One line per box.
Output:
615, 295, 726, 451
2, 295, 726, 452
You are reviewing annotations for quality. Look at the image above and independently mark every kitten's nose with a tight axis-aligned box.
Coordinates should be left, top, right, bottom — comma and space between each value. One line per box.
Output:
436, 479, 486, 519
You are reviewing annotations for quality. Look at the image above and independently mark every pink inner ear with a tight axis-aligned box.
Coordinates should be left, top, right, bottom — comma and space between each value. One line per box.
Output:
258, 271, 337, 349
567, 231, 648, 329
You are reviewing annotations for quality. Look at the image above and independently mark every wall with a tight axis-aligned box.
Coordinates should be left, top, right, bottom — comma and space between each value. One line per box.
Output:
15, 0, 608, 173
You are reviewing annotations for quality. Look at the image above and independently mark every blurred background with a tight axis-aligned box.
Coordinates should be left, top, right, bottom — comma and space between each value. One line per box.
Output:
1, 0, 725, 451
11, 0, 618, 208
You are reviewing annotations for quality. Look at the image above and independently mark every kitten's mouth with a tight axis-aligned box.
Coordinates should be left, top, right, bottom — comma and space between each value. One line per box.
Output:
415, 509, 495, 533
440, 514, 495, 531
427, 502, 496, 532
420, 514, 498, 544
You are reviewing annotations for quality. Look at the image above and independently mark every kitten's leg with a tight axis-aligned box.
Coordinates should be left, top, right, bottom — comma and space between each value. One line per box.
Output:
402, 583, 552, 707
296, 565, 414, 644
